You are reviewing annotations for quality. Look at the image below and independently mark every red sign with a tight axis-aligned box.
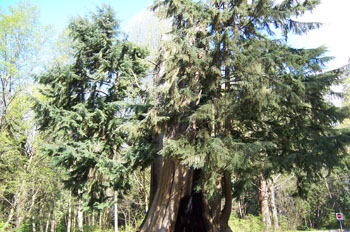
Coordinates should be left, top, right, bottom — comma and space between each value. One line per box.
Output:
336, 213, 343, 220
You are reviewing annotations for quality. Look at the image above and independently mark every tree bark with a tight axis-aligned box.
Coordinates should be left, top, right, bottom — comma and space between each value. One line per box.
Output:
32, 215, 36, 232
219, 171, 233, 232
324, 176, 339, 212
269, 181, 279, 230
45, 212, 51, 232
99, 210, 103, 229
92, 210, 95, 227
140, 159, 193, 231
114, 191, 118, 232
50, 218, 55, 232
149, 133, 163, 209
259, 174, 272, 230
67, 191, 72, 232
77, 196, 84, 232
140, 160, 233, 232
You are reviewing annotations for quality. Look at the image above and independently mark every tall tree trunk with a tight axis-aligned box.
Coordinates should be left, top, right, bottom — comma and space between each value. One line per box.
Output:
45, 212, 51, 232
99, 210, 103, 229
149, 134, 163, 209
143, 171, 149, 213
27, 190, 39, 230
269, 181, 279, 230
77, 196, 84, 232
324, 176, 339, 212
219, 171, 233, 232
148, 33, 167, 212
39, 204, 44, 232
92, 210, 95, 227
50, 218, 55, 232
32, 215, 36, 232
4, 207, 15, 230
259, 174, 272, 230
114, 191, 118, 232
72, 208, 76, 231
67, 191, 72, 232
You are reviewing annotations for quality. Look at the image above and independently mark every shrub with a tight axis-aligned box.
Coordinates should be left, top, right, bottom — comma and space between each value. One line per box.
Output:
229, 214, 264, 232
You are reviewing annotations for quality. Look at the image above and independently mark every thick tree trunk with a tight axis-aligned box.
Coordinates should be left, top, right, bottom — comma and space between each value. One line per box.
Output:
219, 171, 233, 232
140, 160, 232, 232
259, 175, 271, 230
140, 159, 193, 231
149, 133, 163, 209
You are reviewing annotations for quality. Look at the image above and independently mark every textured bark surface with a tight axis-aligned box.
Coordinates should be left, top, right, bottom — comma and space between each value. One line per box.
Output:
140, 159, 193, 232
67, 191, 72, 232
149, 133, 163, 208
269, 182, 279, 230
77, 196, 84, 232
140, 162, 233, 232
259, 175, 271, 230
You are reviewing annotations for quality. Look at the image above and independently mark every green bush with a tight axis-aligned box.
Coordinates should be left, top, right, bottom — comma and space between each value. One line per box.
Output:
229, 214, 264, 232
12, 223, 31, 232
55, 225, 66, 232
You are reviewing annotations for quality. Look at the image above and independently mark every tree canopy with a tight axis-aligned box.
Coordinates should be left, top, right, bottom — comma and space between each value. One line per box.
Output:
34, 6, 149, 207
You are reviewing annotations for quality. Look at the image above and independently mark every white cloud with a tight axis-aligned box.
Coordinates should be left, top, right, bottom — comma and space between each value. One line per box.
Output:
288, 0, 350, 70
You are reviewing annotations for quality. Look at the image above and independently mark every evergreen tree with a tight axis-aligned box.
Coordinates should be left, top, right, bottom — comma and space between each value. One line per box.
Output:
34, 6, 148, 209
139, 0, 350, 231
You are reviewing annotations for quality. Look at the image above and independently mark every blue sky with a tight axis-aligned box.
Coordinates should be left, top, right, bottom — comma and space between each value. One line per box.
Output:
1, 0, 153, 30
1, 0, 349, 70
287, 0, 350, 70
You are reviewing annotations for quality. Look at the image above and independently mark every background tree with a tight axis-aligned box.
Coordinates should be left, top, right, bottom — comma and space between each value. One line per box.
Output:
0, 3, 60, 230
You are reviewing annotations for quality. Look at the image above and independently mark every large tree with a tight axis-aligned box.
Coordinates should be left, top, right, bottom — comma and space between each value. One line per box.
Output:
138, 0, 350, 231
33, 6, 149, 229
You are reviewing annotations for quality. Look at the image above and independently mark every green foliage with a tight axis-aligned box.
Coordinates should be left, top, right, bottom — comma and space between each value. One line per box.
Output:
2, 1, 350, 231
0, 222, 4, 232
149, 0, 350, 201
34, 5, 149, 209
12, 223, 31, 232
55, 225, 67, 232
228, 214, 264, 232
